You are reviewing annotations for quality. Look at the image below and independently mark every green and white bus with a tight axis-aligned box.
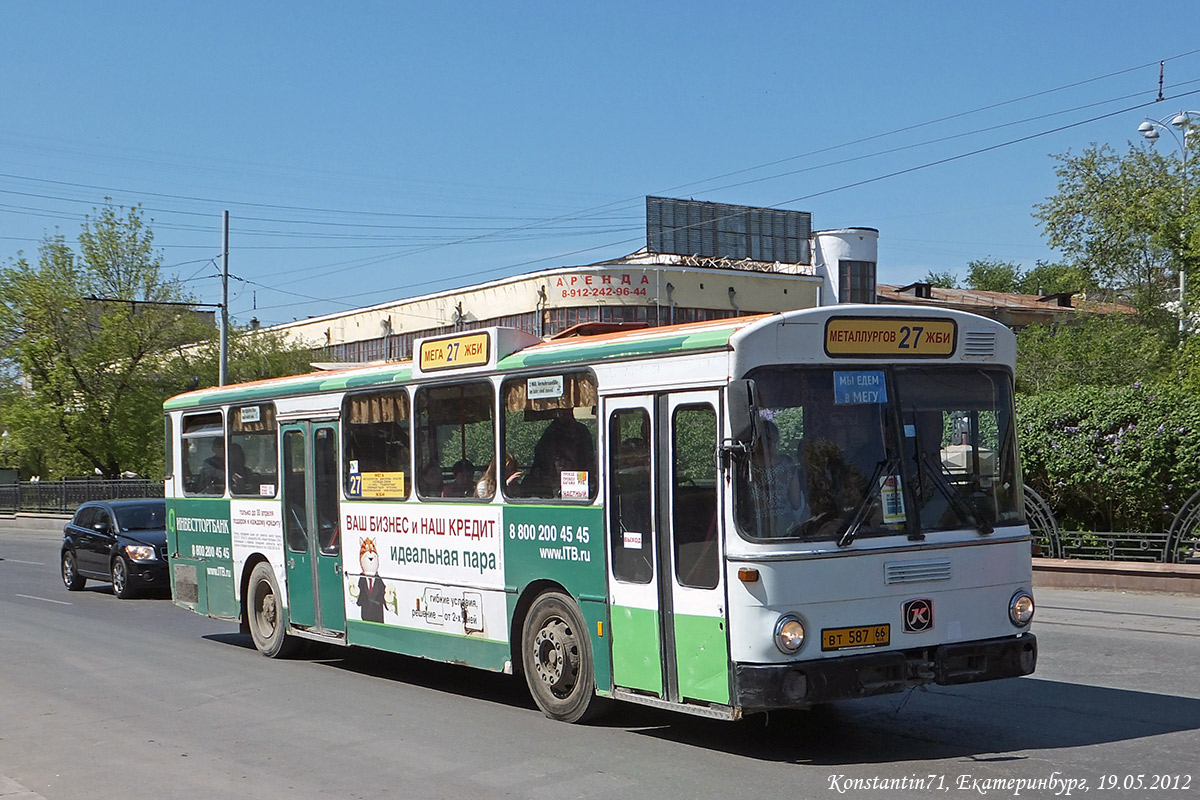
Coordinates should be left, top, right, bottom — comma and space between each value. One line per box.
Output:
164, 304, 1036, 723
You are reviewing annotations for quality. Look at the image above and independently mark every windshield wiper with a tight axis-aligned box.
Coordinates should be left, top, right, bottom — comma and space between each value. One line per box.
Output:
836, 459, 891, 548
918, 452, 993, 536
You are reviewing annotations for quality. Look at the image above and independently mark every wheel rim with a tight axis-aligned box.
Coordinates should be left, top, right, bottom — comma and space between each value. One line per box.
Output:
112, 560, 126, 595
532, 617, 579, 698
254, 579, 279, 638
63, 553, 74, 584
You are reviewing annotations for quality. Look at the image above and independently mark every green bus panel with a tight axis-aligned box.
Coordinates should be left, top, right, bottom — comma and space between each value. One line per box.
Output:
347, 619, 509, 670
167, 498, 238, 620
674, 612, 730, 705
610, 604, 663, 695
501, 505, 611, 692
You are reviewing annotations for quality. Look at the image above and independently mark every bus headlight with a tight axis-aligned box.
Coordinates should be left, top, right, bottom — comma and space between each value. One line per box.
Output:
774, 614, 806, 654
1009, 591, 1035, 627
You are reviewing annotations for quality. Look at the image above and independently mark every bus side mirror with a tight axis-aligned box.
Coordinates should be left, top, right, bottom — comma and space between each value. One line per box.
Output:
727, 379, 760, 449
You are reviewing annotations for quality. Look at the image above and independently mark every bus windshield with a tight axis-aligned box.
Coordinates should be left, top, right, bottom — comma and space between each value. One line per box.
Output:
735, 366, 1023, 543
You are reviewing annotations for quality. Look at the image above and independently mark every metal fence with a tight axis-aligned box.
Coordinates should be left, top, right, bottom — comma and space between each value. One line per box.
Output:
0, 480, 163, 515
1026, 485, 1200, 565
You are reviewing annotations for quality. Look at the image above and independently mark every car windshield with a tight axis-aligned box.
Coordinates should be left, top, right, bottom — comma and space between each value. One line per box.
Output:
115, 502, 166, 531
734, 366, 1023, 543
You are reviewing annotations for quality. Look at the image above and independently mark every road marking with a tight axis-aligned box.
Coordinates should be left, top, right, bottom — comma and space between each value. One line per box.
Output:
4, 558, 46, 565
15, 594, 72, 605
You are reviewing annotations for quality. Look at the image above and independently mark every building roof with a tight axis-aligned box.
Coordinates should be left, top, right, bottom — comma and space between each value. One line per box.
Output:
876, 283, 1134, 327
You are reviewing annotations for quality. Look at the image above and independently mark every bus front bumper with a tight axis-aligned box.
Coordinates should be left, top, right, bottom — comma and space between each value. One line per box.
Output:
733, 633, 1037, 710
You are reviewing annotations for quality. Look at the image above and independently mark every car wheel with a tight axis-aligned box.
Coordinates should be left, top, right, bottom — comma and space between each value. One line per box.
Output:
521, 591, 606, 723
62, 549, 85, 591
247, 561, 300, 658
111, 556, 135, 599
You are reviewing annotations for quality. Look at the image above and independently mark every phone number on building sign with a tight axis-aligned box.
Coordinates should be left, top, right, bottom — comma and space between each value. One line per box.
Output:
561, 287, 648, 298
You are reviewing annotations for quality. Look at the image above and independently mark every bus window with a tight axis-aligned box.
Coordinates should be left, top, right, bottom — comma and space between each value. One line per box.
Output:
673, 404, 718, 589
735, 368, 901, 542
181, 412, 225, 496
893, 367, 1022, 532
502, 372, 597, 502
164, 416, 174, 480
343, 390, 410, 500
609, 408, 652, 583
282, 430, 308, 553
414, 382, 494, 500
229, 404, 278, 498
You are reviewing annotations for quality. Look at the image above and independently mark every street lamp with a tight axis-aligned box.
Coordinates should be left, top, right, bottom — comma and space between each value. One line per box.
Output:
1138, 110, 1198, 329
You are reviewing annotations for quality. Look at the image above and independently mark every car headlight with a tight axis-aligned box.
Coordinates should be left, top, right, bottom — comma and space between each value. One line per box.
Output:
124, 544, 158, 562
774, 614, 806, 654
1009, 590, 1035, 627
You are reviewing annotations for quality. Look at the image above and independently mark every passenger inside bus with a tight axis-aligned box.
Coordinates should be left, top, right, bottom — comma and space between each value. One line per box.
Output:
227, 443, 256, 495
521, 409, 595, 498
476, 452, 520, 498
198, 438, 226, 494
442, 458, 476, 497
751, 420, 808, 536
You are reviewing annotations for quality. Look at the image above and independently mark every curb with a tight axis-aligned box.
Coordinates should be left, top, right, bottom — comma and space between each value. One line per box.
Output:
1034, 557, 1200, 596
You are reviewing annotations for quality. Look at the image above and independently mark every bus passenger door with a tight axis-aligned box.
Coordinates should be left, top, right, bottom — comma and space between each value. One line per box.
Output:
606, 397, 663, 697
281, 422, 346, 636
606, 391, 729, 707
665, 392, 729, 706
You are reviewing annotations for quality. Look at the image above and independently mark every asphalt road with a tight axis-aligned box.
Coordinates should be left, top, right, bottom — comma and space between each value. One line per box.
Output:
2, 525, 1198, 800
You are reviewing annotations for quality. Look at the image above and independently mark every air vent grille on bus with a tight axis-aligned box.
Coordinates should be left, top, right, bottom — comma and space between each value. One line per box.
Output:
962, 330, 996, 358
884, 559, 952, 585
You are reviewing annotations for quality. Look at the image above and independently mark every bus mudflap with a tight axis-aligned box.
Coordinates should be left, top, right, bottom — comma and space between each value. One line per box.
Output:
734, 633, 1037, 710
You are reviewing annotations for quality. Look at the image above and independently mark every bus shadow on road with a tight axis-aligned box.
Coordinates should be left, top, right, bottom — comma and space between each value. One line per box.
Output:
624, 677, 1200, 764
203, 633, 540, 711
198, 635, 1200, 763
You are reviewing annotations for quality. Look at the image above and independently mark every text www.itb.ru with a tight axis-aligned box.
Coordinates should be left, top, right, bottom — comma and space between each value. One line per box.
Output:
539, 545, 591, 562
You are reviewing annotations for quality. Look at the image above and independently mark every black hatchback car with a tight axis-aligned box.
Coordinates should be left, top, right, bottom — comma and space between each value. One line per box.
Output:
61, 499, 169, 598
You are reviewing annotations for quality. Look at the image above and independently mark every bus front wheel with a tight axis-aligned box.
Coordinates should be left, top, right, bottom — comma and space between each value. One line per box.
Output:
247, 562, 299, 658
521, 591, 603, 723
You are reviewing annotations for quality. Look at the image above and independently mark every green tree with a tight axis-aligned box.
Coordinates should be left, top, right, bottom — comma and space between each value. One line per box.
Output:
921, 270, 958, 288
0, 204, 314, 478
0, 205, 212, 478
1016, 314, 1172, 394
1016, 260, 1090, 296
964, 258, 1023, 292
1034, 142, 1196, 315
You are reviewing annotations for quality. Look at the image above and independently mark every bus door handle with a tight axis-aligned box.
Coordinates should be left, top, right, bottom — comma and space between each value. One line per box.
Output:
334, 563, 342, 574
287, 557, 295, 569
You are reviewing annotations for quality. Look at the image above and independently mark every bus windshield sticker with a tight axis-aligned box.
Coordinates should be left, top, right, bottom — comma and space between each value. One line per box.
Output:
880, 475, 905, 524
361, 472, 406, 498
623, 530, 643, 550
240, 406, 261, 424
527, 375, 565, 400
561, 470, 589, 499
834, 371, 887, 404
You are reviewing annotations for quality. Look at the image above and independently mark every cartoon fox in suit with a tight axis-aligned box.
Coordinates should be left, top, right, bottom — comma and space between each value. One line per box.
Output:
356, 537, 386, 623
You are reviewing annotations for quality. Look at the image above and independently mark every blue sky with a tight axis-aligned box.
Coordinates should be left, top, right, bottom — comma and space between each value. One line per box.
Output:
3, 2, 1199, 326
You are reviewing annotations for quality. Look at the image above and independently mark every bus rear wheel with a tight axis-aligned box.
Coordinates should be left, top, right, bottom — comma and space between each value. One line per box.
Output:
247, 562, 299, 658
521, 591, 603, 723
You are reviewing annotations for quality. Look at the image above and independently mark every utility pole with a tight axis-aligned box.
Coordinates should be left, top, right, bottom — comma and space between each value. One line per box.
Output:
220, 210, 230, 386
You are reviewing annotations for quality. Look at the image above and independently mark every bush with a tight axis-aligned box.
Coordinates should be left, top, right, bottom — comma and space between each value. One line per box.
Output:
1018, 382, 1200, 532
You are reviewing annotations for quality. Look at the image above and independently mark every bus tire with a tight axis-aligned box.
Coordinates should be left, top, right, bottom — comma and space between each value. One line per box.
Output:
247, 562, 299, 658
521, 591, 602, 723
